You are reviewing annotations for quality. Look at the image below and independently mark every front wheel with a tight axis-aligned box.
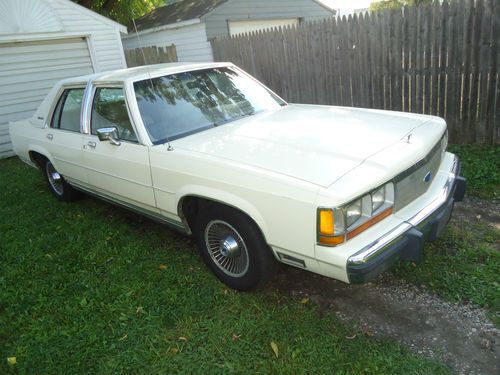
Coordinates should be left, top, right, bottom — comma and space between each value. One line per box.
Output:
43, 159, 78, 201
194, 205, 275, 291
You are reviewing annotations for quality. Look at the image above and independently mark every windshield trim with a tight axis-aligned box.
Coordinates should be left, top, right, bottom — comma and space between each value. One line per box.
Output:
151, 108, 276, 145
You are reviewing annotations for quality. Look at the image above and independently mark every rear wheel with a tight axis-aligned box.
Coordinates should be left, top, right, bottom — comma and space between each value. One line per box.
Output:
194, 205, 275, 291
43, 159, 78, 201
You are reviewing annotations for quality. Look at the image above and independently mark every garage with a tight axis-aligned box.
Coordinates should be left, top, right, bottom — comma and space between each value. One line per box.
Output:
228, 18, 300, 36
0, 0, 127, 158
0, 38, 95, 155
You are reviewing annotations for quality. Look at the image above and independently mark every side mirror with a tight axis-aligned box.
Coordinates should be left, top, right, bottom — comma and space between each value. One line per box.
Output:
96, 127, 121, 146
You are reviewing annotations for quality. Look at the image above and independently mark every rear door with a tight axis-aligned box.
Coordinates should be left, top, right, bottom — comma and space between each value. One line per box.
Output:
45, 86, 87, 184
82, 85, 156, 210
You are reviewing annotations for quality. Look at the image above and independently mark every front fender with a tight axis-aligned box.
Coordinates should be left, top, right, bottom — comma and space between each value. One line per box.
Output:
176, 185, 269, 240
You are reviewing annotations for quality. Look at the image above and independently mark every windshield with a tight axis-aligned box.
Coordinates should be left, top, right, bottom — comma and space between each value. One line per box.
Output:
133, 67, 285, 144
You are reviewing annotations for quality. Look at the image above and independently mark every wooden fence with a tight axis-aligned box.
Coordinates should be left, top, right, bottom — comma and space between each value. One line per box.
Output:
212, 0, 499, 144
124, 44, 178, 67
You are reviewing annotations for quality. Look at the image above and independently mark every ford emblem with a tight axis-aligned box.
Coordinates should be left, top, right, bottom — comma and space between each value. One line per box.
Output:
423, 171, 432, 183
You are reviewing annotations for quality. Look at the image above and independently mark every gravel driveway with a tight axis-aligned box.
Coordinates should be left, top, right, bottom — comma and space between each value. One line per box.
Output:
272, 198, 499, 375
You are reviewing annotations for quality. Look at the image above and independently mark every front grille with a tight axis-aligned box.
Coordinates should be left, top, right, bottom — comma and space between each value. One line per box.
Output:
394, 140, 443, 212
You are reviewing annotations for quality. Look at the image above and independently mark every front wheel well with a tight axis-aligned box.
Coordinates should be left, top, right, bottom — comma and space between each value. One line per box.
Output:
178, 196, 268, 243
185, 196, 276, 290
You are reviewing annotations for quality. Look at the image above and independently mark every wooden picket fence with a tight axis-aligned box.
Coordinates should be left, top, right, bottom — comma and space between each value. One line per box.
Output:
211, 0, 499, 144
124, 44, 178, 67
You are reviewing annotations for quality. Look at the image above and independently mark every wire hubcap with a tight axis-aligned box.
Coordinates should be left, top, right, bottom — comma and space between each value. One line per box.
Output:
205, 220, 249, 277
46, 162, 63, 195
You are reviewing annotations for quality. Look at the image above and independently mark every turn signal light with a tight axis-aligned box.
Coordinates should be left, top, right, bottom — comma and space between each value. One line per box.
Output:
319, 210, 334, 235
319, 235, 345, 246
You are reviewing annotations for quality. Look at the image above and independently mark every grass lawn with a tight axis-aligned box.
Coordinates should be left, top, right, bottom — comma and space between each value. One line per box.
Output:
392, 221, 500, 325
448, 144, 499, 200
0, 158, 450, 374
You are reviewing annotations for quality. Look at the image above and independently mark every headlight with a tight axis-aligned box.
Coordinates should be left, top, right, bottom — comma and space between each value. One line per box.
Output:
371, 186, 385, 212
346, 199, 362, 227
317, 182, 394, 246
441, 129, 448, 157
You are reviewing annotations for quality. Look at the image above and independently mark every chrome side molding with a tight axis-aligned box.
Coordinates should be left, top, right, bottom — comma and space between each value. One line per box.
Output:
67, 180, 188, 234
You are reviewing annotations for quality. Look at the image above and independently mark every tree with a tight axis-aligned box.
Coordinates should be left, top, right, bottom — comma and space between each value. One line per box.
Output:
369, 0, 432, 12
72, 0, 168, 25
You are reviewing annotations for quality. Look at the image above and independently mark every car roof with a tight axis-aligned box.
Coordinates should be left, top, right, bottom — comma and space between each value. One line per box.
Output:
60, 62, 234, 85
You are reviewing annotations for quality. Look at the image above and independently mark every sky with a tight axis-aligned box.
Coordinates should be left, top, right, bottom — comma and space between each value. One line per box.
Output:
320, 0, 374, 15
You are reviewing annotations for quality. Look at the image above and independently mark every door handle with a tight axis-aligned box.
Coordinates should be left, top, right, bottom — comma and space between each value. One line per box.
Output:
87, 141, 96, 148
46, 133, 53, 140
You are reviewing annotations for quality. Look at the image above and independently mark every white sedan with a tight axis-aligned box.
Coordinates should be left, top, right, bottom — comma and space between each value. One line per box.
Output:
9, 62, 466, 290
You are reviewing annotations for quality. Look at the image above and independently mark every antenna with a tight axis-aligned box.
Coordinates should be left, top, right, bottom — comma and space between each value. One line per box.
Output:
132, 19, 149, 67
132, 19, 174, 151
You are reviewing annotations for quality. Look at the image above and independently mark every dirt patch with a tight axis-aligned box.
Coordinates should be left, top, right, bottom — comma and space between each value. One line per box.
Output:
453, 196, 500, 232
271, 198, 499, 375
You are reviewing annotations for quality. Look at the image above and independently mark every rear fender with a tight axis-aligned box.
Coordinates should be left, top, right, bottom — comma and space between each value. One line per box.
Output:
27, 145, 52, 168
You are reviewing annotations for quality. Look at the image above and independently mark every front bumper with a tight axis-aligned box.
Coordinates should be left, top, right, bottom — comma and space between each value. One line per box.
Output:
346, 155, 466, 284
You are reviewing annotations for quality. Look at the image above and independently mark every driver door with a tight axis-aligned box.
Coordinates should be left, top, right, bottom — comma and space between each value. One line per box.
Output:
82, 86, 156, 210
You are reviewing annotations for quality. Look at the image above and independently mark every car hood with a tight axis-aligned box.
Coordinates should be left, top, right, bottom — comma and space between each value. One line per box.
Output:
173, 104, 440, 187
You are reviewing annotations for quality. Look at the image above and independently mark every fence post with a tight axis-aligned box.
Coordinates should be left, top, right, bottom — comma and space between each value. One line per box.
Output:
207, 2, 498, 144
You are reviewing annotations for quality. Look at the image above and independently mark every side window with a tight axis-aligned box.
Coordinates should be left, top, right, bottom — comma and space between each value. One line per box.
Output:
51, 88, 84, 132
91, 88, 137, 142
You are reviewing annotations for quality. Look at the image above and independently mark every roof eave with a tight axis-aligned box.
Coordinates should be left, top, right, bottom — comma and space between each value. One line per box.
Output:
311, 0, 337, 15
124, 18, 201, 39
64, 0, 127, 33
199, 0, 232, 21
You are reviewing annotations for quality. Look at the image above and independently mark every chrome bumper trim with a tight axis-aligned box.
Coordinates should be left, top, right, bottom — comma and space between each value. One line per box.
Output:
347, 155, 460, 266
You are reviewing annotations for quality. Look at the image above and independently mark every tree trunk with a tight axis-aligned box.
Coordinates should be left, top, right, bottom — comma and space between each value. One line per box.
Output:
101, 0, 118, 13
75, 0, 93, 9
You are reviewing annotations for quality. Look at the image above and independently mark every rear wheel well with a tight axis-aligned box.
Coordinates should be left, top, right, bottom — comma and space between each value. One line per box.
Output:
28, 151, 48, 169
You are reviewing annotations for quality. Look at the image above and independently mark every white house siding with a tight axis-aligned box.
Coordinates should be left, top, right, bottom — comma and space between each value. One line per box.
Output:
41, 0, 127, 72
204, 0, 334, 39
228, 18, 300, 36
122, 22, 213, 63
0, 38, 94, 157
0, 0, 127, 158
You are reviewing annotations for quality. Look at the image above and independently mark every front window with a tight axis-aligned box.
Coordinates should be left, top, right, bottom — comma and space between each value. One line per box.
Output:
91, 87, 138, 142
133, 67, 285, 144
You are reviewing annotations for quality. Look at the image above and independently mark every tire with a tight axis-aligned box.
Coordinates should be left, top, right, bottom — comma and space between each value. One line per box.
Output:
194, 205, 275, 291
43, 159, 79, 202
